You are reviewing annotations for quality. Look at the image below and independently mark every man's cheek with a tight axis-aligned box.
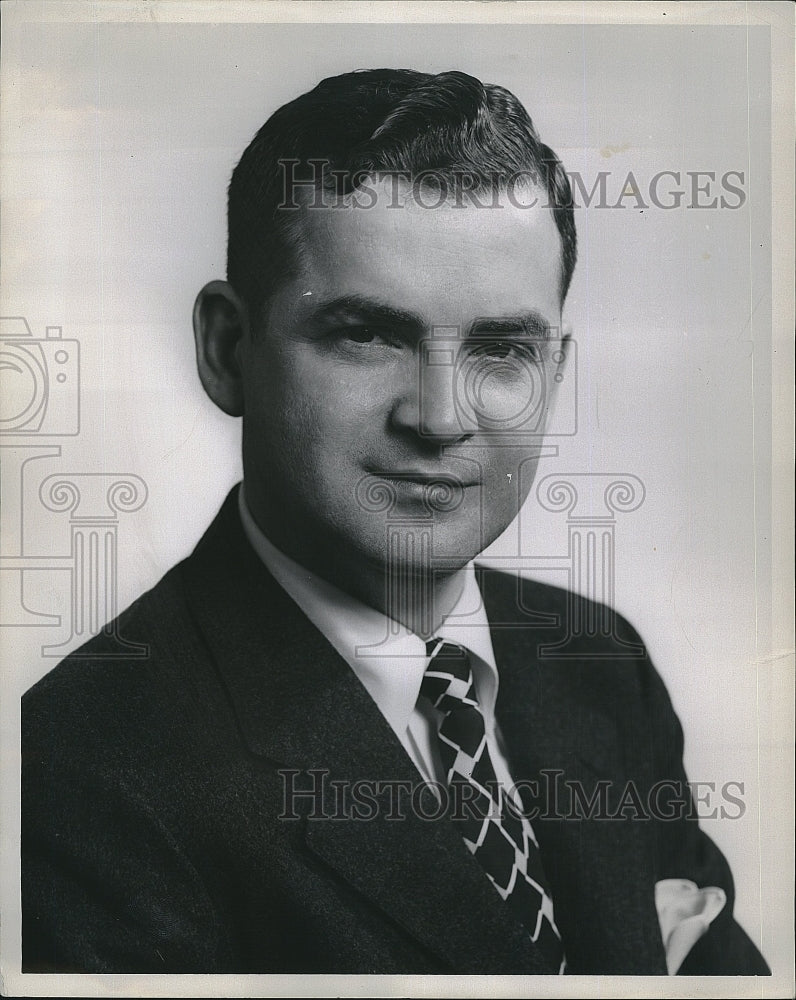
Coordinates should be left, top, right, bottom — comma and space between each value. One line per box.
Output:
272, 396, 321, 460
485, 453, 533, 491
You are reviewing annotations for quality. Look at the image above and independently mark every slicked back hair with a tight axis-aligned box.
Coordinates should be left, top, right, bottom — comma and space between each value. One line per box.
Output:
227, 69, 577, 329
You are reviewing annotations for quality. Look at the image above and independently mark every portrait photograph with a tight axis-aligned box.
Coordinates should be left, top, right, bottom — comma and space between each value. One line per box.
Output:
1, 1, 793, 997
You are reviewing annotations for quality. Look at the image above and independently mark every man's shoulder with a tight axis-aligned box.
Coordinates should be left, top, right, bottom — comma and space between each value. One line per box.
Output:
21, 486, 288, 765
22, 561, 196, 748
476, 564, 671, 721
476, 564, 645, 647
23, 489, 242, 710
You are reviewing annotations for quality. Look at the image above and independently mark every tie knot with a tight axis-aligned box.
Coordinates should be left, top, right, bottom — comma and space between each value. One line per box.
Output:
421, 638, 477, 715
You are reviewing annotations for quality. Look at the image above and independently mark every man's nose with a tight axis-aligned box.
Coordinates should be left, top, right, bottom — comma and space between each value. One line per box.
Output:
389, 357, 477, 444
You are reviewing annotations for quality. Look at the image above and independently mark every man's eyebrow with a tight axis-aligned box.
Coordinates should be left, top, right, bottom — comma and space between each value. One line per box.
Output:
305, 294, 426, 330
304, 296, 553, 339
468, 313, 552, 338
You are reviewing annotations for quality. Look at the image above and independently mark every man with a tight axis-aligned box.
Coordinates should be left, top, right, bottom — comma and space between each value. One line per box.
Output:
22, 68, 769, 975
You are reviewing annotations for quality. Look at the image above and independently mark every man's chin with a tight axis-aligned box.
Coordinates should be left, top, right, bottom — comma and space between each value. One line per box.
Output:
354, 532, 483, 579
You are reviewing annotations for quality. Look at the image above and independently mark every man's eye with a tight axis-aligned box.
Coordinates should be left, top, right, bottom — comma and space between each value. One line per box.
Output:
469, 340, 542, 362
347, 326, 378, 344
340, 325, 392, 345
485, 341, 514, 359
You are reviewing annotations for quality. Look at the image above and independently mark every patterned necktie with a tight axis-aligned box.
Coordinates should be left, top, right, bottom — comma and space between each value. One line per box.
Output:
421, 638, 565, 974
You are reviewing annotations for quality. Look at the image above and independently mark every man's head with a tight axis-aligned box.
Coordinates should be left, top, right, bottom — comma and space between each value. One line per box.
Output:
194, 69, 577, 608
226, 68, 576, 329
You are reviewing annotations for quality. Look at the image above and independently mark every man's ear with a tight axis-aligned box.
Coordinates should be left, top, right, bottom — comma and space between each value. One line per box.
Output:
193, 280, 248, 416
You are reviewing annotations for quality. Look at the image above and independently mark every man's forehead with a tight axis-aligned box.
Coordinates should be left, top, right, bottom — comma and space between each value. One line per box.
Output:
296, 174, 555, 237
276, 177, 564, 325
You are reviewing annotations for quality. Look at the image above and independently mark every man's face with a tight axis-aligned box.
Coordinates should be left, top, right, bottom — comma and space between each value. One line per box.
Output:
239, 180, 565, 583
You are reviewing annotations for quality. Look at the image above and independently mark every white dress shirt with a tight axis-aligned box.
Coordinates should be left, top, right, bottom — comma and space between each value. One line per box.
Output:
237, 485, 725, 972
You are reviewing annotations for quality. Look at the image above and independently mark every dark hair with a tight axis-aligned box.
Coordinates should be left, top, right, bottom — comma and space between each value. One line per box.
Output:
227, 69, 577, 327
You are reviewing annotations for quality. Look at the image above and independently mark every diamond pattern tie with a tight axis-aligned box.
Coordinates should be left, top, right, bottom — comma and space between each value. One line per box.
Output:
421, 638, 565, 973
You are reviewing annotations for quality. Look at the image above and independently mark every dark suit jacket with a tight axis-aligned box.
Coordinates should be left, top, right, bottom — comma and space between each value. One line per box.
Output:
22, 486, 769, 975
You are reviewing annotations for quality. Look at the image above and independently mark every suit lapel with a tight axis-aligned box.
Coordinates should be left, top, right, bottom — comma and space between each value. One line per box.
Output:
180, 489, 554, 974
483, 569, 668, 974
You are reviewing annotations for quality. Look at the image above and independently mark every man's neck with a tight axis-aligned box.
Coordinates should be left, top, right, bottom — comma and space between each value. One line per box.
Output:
239, 487, 468, 638
342, 560, 467, 640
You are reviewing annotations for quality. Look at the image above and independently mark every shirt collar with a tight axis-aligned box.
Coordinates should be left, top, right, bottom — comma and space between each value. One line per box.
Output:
237, 485, 499, 743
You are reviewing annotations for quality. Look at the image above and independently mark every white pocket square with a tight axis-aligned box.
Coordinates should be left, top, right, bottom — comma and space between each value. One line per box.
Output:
655, 878, 727, 974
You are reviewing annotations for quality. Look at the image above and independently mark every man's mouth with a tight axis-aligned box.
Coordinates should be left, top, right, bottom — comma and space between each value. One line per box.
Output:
370, 470, 479, 489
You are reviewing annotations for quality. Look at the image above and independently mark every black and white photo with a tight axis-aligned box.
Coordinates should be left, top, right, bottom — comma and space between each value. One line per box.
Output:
1, 2, 792, 996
